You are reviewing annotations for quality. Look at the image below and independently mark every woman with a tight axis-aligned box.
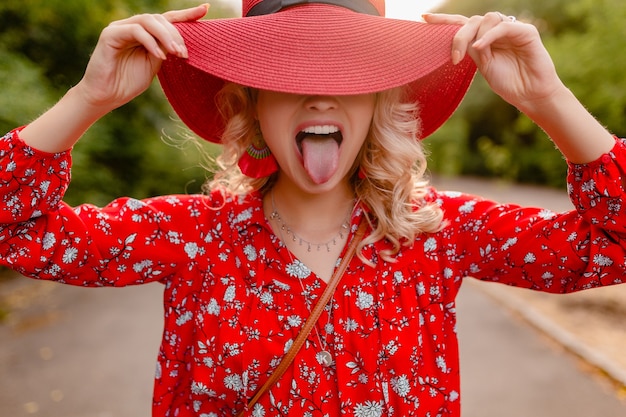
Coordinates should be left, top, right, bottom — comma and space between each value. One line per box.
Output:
0, 1, 623, 415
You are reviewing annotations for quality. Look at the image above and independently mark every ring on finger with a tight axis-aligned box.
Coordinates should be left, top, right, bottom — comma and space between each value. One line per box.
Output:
496, 11, 517, 23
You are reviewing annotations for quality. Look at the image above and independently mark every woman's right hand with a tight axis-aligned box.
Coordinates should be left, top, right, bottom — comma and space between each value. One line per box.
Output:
19, 5, 208, 153
76, 5, 208, 112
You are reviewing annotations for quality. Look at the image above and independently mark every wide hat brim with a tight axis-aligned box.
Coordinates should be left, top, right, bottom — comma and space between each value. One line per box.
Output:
158, 4, 477, 143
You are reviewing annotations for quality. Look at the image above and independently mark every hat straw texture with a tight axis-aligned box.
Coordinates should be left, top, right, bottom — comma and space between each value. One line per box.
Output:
158, 2, 476, 142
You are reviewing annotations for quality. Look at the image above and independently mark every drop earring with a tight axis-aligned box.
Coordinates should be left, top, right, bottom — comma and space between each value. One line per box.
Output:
238, 128, 279, 179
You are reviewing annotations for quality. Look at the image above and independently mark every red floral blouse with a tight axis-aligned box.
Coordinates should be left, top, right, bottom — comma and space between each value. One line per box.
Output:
1, 127, 626, 417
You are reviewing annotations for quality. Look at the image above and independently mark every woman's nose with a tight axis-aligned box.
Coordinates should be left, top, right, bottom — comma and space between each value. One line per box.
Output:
304, 95, 338, 111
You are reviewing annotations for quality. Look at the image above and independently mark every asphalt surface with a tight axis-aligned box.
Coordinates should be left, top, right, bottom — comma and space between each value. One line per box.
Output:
1, 176, 625, 417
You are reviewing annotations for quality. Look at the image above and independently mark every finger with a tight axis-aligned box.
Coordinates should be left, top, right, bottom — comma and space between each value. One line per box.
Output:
156, 5, 209, 57
152, 14, 189, 58
451, 12, 512, 65
472, 19, 528, 51
163, 4, 209, 23
423, 13, 475, 65
109, 5, 209, 59
422, 13, 468, 25
450, 15, 484, 65
467, 12, 507, 63
112, 14, 187, 58
474, 12, 505, 40
102, 22, 169, 61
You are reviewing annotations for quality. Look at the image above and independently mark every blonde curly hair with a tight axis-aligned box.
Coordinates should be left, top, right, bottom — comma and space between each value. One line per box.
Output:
207, 83, 444, 263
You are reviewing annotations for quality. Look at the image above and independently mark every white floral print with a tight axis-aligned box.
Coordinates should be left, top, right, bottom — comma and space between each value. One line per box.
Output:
1, 129, 626, 417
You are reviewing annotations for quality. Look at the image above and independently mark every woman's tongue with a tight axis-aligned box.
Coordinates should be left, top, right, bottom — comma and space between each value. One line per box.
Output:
301, 136, 339, 184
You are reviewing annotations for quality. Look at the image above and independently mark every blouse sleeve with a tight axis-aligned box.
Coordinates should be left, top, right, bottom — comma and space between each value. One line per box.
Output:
0, 127, 71, 222
0, 128, 210, 287
439, 137, 626, 293
567, 137, 626, 235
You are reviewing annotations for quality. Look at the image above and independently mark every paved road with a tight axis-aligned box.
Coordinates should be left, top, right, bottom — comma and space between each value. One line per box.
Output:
0, 176, 625, 417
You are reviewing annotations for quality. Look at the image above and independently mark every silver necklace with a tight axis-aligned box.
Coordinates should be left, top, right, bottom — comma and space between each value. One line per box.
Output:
295, 277, 335, 367
269, 191, 353, 367
269, 192, 350, 252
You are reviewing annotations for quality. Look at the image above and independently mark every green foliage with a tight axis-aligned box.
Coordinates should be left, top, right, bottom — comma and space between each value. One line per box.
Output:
0, 0, 229, 206
2, 0, 624, 197
547, 0, 626, 135
427, 0, 626, 188
0, 48, 54, 133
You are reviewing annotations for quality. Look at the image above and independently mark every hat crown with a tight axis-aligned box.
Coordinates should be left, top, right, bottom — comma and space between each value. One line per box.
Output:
160, 1, 477, 143
243, 0, 385, 17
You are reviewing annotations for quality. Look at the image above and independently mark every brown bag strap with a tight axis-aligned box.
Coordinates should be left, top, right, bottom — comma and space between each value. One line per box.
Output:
239, 219, 367, 416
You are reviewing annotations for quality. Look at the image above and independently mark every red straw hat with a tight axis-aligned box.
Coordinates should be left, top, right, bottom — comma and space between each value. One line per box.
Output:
158, 0, 477, 143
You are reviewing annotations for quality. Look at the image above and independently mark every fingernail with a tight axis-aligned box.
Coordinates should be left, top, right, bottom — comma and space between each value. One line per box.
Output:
171, 40, 188, 59
156, 48, 167, 61
180, 44, 188, 59
452, 49, 462, 65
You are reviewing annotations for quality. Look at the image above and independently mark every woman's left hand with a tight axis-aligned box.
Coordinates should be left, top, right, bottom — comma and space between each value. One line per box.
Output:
424, 12, 565, 114
424, 12, 616, 166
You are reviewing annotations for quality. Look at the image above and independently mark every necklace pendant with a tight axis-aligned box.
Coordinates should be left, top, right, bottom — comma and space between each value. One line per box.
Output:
269, 191, 355, 255
317, 350, 333, 367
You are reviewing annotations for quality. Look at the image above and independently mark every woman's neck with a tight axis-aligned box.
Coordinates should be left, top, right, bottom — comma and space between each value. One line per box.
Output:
268, 180, 355, 230
264, 178, 357, 282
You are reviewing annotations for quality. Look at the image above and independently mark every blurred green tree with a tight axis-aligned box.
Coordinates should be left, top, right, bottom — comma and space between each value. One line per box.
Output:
0, 0, 233, 206
426, 0, 626, 188
2, 0, 624, 194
